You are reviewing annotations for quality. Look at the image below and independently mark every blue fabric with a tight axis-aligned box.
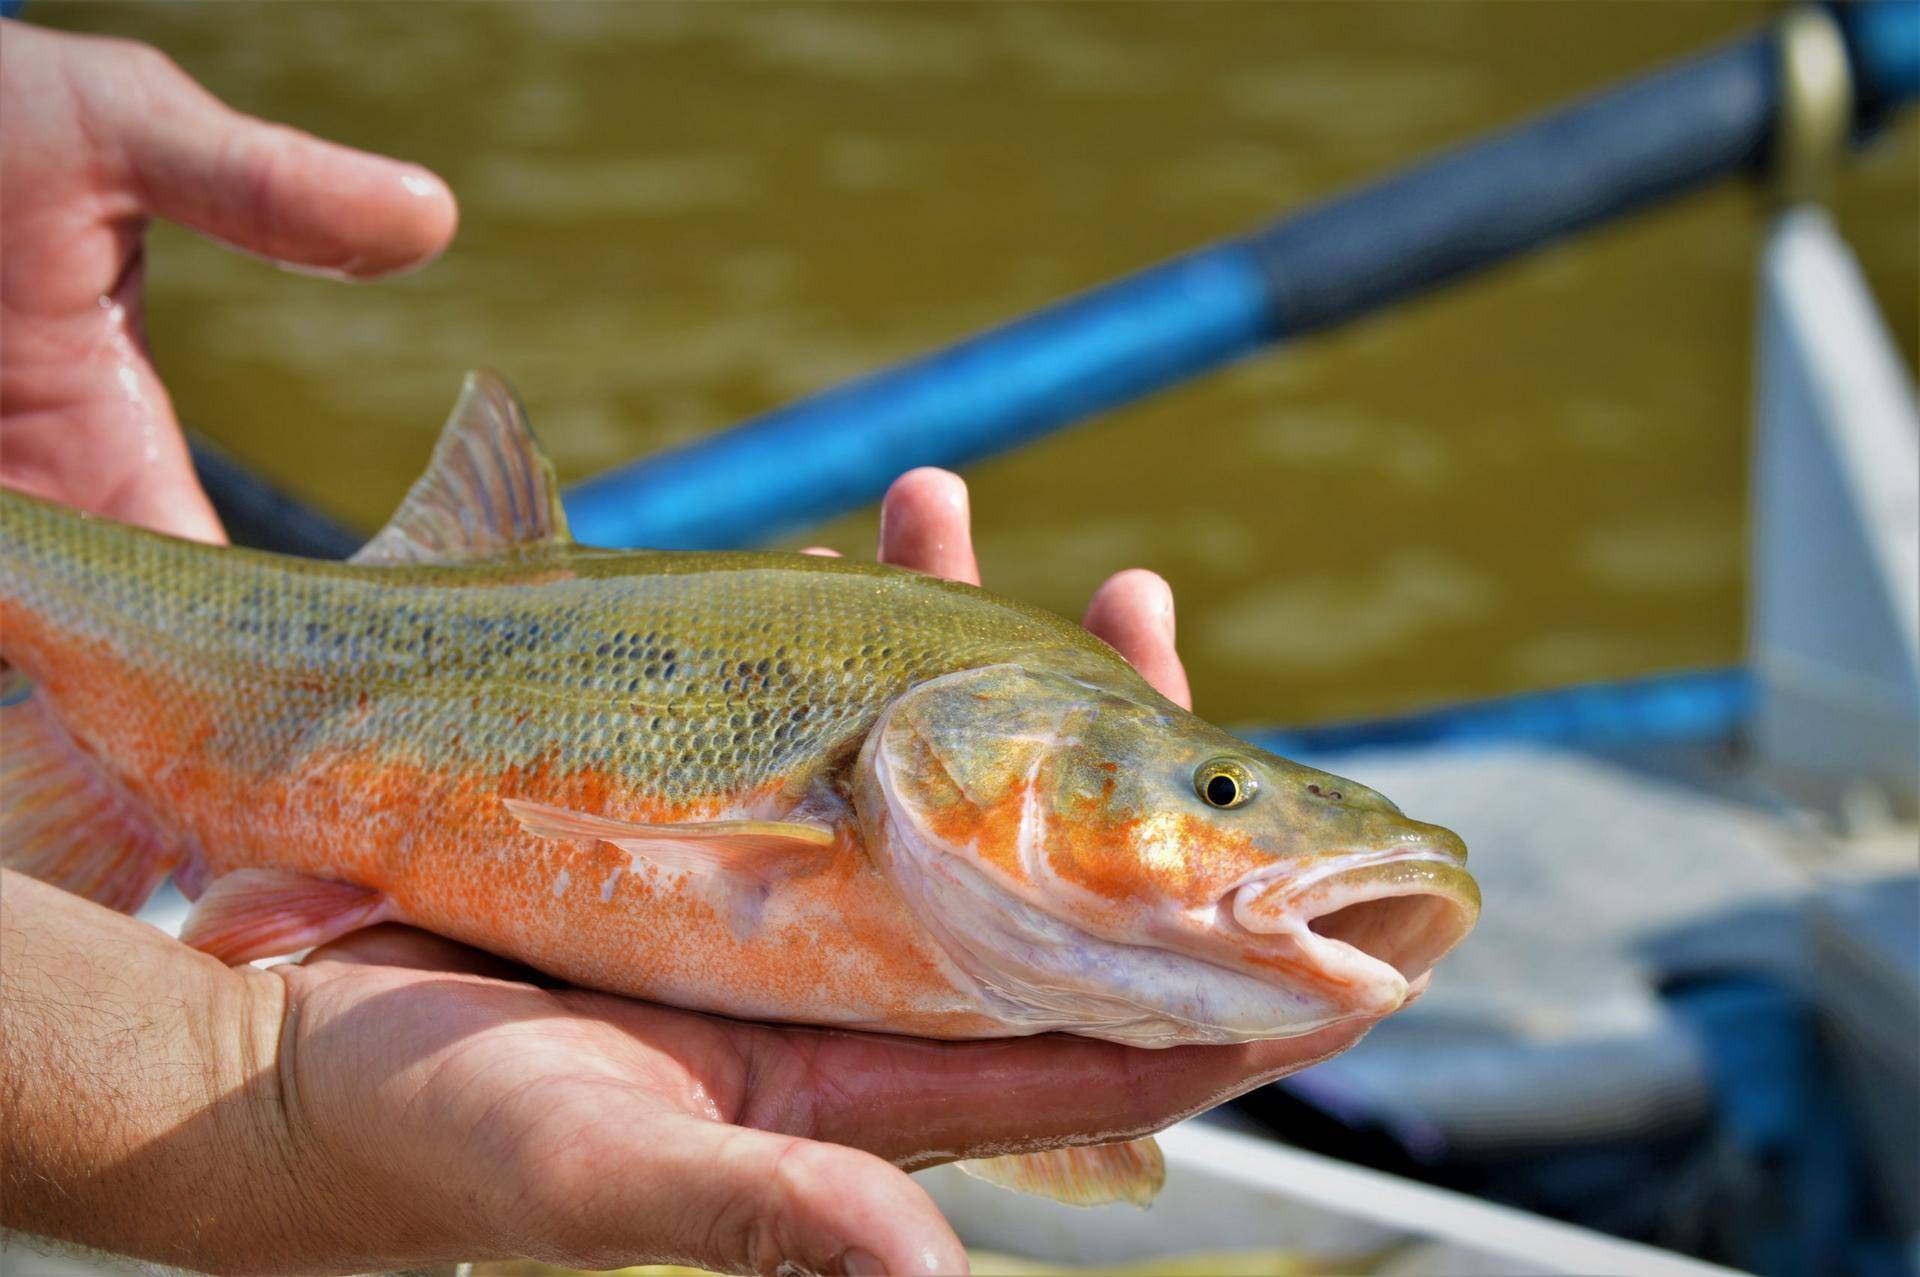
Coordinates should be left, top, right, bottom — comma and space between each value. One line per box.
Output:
1667, 976, 1880, 1277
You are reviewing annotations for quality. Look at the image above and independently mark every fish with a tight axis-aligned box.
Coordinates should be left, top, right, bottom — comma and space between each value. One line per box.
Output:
0, 371, 1478, 1206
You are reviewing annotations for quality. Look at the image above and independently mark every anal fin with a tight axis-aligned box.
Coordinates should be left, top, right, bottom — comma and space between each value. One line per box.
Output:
181, 869, 389, 964
0, 669, 181, 912
956, 1136, 1166, 1208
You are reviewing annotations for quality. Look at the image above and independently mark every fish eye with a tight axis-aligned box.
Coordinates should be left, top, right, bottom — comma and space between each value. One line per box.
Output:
1195, 759, 1257, 809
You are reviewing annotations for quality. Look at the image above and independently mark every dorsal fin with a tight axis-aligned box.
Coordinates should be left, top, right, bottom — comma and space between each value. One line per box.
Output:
351, 369, 571, 566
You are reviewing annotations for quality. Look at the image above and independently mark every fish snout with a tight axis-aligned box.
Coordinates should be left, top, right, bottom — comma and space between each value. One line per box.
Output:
1401, 819, 1468, 866
1226, 839, 1480, 1014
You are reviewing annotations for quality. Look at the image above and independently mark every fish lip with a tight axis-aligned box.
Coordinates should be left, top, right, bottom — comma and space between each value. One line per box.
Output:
1222, 843, 1465, 908
1226, 846, 1480, 1012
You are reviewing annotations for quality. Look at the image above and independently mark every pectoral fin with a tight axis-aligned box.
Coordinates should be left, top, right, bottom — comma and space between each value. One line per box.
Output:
181, 870, 390, 964
503, 798, 835, 886
956, 1136, 1166, 1208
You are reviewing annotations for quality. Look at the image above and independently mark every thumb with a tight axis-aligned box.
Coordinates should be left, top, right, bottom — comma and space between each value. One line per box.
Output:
99, 42, 457, 278
556, 1118, 967, 1276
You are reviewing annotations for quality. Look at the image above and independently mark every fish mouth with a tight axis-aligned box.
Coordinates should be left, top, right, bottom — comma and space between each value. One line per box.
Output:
1229, 847, 1480, 1013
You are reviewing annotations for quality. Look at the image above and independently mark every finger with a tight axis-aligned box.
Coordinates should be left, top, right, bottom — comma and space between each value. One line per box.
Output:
1082, 569, 1191, 709
100, 43, 456, 278
878, 468, 980, 585
777, 1018, 1374, 1169
552, 1117, 966, 1277
799, 546, 842, 557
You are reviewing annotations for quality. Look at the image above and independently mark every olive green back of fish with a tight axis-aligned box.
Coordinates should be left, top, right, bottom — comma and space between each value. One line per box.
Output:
0, 465, 1133, 805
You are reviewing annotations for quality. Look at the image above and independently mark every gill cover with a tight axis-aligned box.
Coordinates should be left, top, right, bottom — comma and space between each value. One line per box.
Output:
858, 664, 1127, 1034
855, 664, 1340, 1046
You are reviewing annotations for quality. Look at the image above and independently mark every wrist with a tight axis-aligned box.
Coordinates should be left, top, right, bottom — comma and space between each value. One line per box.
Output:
148, 964, 325, 1276
210, 964, 438, 1275
256, 960, 516, 1274
1, 876, 348, 1274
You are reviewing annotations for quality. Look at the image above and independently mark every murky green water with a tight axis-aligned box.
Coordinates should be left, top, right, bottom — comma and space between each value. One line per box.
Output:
35, 2, 1919, 728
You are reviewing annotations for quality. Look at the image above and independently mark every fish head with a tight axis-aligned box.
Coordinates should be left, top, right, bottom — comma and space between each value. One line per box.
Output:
854, 662, 1478, 1047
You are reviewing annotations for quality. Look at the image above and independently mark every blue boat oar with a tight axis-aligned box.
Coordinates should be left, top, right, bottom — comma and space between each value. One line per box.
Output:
1241, 667, 1756, 758
564, 2, 1919, 550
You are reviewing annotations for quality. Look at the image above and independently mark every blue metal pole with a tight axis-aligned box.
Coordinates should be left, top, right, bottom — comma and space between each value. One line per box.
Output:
566, 5, 1918, 550
570, 250, 1273, 548
1239, 667, 1756, 758
1840, 0, 1920, 124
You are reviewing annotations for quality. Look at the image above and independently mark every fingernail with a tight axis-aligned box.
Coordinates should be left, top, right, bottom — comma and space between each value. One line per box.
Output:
836, 1247, 888, 1276
399, 169, 444, 200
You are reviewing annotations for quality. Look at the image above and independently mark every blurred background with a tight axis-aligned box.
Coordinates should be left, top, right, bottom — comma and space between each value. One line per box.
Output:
34, 0, 1918, 731
19, 5, 1919, 1277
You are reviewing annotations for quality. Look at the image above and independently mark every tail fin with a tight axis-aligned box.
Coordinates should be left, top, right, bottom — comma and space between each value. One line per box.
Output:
0, 666, 181, 912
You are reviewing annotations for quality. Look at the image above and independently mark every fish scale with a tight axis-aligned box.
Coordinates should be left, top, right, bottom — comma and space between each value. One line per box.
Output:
1, 370, 1477, 1208
1, 492, 1116, 801
0, 477, 1130, 1046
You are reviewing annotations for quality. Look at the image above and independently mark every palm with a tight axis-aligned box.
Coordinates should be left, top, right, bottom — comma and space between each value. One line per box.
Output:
284, 924, 1370, 1273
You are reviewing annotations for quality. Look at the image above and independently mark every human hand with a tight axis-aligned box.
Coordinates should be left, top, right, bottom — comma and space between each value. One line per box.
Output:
0, 31, 1364, 1274
0, 21, 456, 542
261, 471, 1372, 1276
